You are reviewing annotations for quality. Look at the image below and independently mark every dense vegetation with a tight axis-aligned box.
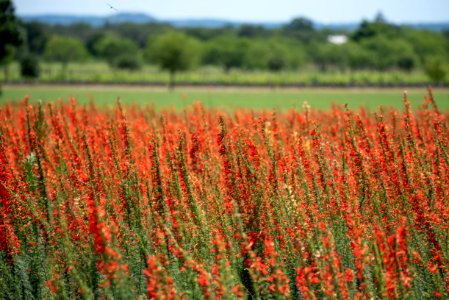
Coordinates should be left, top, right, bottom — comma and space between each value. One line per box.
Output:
21, 15, 449, 75
1, 92, 448, 299
1, 0, 448, 85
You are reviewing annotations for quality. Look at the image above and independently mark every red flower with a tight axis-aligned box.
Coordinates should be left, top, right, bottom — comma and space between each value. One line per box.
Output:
198, 269, 209, 287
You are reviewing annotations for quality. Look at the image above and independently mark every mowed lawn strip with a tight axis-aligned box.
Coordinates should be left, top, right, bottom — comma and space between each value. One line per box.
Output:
2, 85, 448, 111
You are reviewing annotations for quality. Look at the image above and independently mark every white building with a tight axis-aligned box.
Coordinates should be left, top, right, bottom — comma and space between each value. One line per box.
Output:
327, 35, 348, 45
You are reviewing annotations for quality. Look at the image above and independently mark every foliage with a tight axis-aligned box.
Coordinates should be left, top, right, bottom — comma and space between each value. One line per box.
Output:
246, 38, 305, 71
202, 36, 249, 71
0, 0, 22, 65
404, 29, 449, 64
105, 22, 167, 48
10, 14, 449, 81
113, 55, 142, 71
21, 22, 48, 55
424, 58, 447, 82
351, 17, 402, 42
146, 31, 200, 88
184, 27, 235, 41
19, 53, 40, 78
85, 31, 106, 56
0, 95, 448, 299
237, 24, 270, 38
358, 36, 419, 71
311, 43, 347, 71
43, 35, 88, 73
282, 16, 317, 42
341, 42, 373, 70
94, 34, 142, 70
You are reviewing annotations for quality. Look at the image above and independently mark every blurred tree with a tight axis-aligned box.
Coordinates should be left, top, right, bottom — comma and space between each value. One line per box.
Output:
282, 17, 316, 43
64, 23, 93, 43
94, 34, 142, 70
351, 18, 401, 42
284, 17, 314, 32
244, 38, 305, 71
374, 11, 387, 23
44, 35, 88, 77
359, 36, 418, 71
184, 26, 235, 41
145, 31, 200, 90
403, 29, 448, 65
22, 22, 48, 55
202, 36, 247, 72
13, 13, 449, 82
248, 38, 302, 72
107, 23, 165, 47
341, 42, 374, 70
86, 31, 106, 56
351, 20, 376, 41
20, 53, 40, 79
311, 43, 347, 72
42, 22, 95, 44
443, 29, 449, 40
424, 58, 446, 82
264, 42, 296, 71
397, 52, 417, 72
243, 40, 267, 70
237, 24, 269, 38
114, 55, 141, 71
0, 0, 23, 89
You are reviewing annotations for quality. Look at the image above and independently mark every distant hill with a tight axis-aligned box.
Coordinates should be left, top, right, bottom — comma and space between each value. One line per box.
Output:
166, 19, 283, 29
21, 13, 156, 27
20, 13, 282, 28
20, 12, 449, 32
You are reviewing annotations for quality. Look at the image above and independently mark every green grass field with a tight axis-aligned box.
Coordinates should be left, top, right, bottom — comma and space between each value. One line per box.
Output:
1, 85, 448, 111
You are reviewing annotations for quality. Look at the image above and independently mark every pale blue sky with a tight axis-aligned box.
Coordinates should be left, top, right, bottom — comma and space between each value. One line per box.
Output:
13, 0, 449, 23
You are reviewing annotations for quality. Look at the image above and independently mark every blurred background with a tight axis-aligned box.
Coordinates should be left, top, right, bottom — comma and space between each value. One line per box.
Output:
1, 0, 448, 87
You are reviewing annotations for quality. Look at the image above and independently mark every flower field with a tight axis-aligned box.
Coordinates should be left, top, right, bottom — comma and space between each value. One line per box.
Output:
0, 92, 448, 299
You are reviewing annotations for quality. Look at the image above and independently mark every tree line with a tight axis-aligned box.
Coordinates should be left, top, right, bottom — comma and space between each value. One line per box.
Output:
1, 0, 449, 87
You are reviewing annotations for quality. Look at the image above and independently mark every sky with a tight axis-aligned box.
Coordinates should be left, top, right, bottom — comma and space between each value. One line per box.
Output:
13, 0, 449, 23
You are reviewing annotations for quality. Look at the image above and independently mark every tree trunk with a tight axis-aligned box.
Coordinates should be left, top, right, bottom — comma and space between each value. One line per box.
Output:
62, 62, 68, 80
3, 64, 9, 82
168, 70, 176, 91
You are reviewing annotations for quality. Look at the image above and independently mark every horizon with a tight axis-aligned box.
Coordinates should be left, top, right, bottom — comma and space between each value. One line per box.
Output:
13, 0, 449, 24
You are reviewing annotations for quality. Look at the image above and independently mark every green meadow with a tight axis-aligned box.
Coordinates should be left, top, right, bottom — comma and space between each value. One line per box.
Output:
2, 85, 448, 111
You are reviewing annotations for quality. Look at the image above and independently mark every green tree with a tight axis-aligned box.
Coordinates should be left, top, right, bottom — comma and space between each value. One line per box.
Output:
22, 22, 48, 55
146, 31, 200, 90
184, 26, 235, 41
105, 23, 166, 48
203, 36, 248, 72
351, 18, 401, 42
94, 34, 142, 70
244, 38, 305, 71
424, 58, 446, 82
44, 35, 88, 77
86, 32, 106, 56
403, 29, 448, 65
342, 42, 374, 70
359, 36, 418, 71
20, 53, 40, 79
237, 24, 269, 38
282, 17, 316, 43
0, 0, 23, 91
311, 43, 347, 72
